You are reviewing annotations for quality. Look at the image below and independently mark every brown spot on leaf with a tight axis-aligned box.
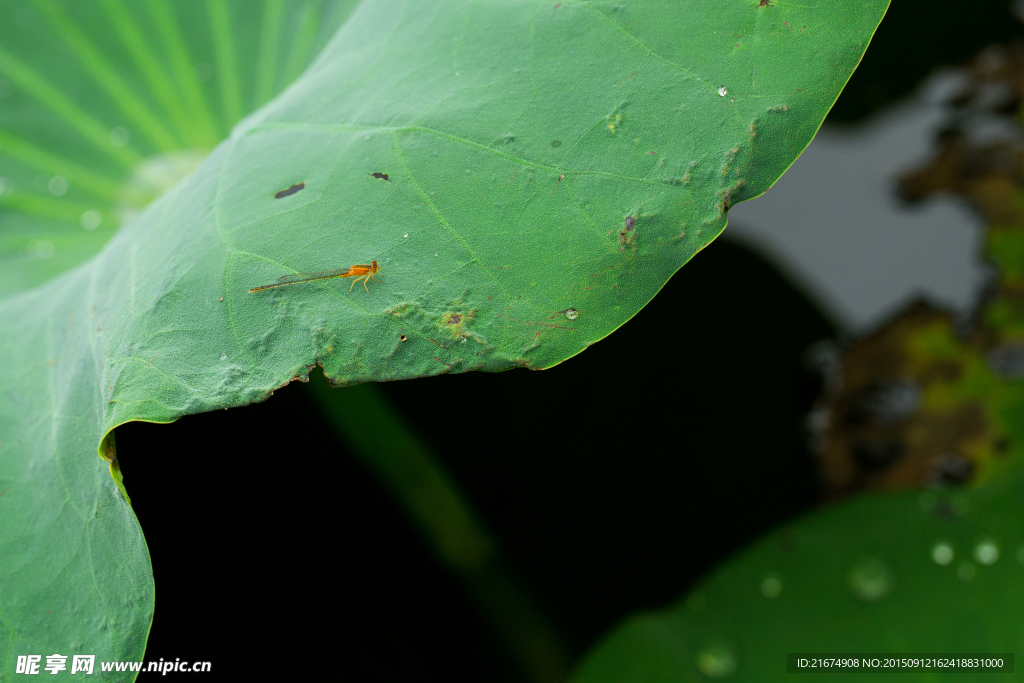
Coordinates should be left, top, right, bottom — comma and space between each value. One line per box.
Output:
618, 216, 637, 250
441, 311, 477, 340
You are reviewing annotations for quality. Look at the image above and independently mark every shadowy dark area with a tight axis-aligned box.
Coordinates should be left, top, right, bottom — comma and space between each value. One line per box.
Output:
826, 0, 1024, 122
118, 239, 834, 680
117, 399, 507, 681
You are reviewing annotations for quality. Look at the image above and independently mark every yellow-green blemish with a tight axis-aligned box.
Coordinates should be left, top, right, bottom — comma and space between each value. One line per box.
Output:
441, 310, 476, 340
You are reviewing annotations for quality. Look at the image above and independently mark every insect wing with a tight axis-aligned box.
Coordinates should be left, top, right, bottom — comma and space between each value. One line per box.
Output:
273, 267, 352, 284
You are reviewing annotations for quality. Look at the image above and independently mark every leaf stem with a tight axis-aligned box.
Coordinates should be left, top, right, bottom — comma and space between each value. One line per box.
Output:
306, 374, 571, 683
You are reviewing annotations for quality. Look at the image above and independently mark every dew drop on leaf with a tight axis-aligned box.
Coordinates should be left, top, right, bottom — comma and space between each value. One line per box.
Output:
48, 176, 68, 196
760, 574, 782, 598
931, 542, 954, 565
109, 127, 130, 147
80, 211, 101, 231
847, 557, 893, 601
696, 642, 737, 679
974, 541, 999, 565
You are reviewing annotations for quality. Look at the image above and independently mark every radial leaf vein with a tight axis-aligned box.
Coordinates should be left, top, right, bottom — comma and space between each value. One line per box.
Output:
0, 131, 122, 200
0, 192, 108, 223
0, 47, 139, 167
98, 0, 210, 151
143, 0, 222, 146
281, 4, 321, 87
255, 0, 285, 109
33, 0, 182, 152
207, 0, 245, 131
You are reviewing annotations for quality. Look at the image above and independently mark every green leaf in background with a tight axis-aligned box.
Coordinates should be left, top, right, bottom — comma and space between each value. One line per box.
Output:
0, 0, 358, 297
570, 468, 1024, 682
0, 0, 887, 676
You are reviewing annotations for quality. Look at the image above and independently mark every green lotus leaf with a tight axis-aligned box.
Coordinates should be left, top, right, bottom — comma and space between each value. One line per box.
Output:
0, 0, 887, 676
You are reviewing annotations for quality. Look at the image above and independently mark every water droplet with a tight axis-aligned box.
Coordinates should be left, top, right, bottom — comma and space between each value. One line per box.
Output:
974, 541, 999, 565
403, 232, 408, 238
696, 642, 737, 679
34, 240, 54, 260
80, 210, 102, 231
551, 140, 562, 148
219, 353, 227, 361
848, 557, 894, 601
459, 335, 467, 343
193, 62, 213, 82
48, 175, 68, 196
931, 542, 954, 566
564, 308, 579, 320
717, 85, 728, 96
760, 574, 782, 598
109, 127, 130, 147
958, 561, 976, 582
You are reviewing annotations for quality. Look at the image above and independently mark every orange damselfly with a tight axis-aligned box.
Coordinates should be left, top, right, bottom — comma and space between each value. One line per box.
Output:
248, 260, 381, 294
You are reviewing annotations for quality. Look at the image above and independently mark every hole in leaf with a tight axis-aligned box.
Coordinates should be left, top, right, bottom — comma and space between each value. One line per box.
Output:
274, 182, 305, 199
